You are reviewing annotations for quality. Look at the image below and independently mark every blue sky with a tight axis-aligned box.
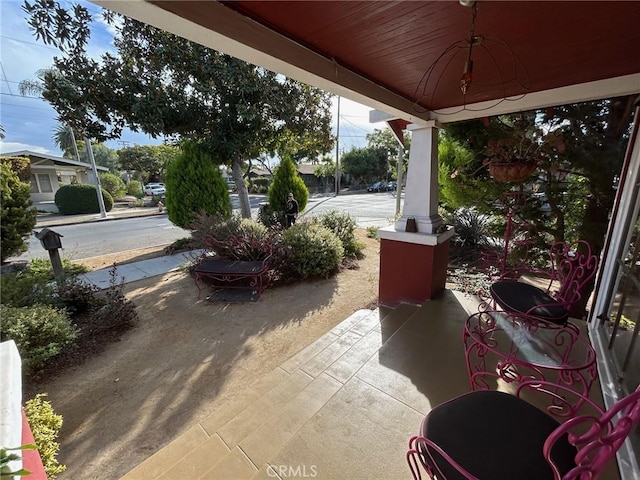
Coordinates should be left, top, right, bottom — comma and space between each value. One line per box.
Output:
0, 0, 377, 157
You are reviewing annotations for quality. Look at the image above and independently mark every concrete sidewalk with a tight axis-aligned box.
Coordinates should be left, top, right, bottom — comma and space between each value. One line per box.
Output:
78, 249, 205, 289
29, 207, 180, 286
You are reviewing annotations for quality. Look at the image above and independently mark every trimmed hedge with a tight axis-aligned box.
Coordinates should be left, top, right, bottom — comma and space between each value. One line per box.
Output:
55, 183, 113, 214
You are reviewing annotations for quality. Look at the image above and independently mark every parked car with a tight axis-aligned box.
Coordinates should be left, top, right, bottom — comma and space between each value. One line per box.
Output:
386, 181, 397, 191
144, 183, 166, 196
367, 181, 387, 192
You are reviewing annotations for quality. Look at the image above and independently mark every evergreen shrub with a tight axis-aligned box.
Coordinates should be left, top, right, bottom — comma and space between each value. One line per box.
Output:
317, 210, 364, 258
283, 222, 344, 279
24, 393, 66, 479
165, 142, 231, 228
0, 162, 37, 262
0, 304, 77, 374
54, 184, 113, 214
268, 155, 308, 216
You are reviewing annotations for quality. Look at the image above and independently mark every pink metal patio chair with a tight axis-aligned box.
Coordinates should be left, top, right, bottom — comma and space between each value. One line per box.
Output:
407, 380, 640, 480
489, 240, 599, 326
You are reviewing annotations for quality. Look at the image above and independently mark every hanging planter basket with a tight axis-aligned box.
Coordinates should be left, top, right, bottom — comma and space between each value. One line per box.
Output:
488, 161, 537, 183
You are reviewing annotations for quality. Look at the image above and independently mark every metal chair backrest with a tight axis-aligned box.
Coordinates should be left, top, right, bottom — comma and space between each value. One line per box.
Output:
524, 381, 640, 479
547, 240, 599, 308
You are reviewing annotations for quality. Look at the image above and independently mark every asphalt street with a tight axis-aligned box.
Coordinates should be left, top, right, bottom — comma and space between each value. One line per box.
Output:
17, 191, 403, 261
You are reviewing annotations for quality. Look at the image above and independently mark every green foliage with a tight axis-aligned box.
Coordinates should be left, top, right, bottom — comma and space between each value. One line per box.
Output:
256, 203, 285, 229
437, 134, 506, 212
23, 393, 66, 479
126, 179, 144, 198
340, 146, 389, 185
0, 304, 77, 374
192, 213, 269, 260
54, 184, 113, 214
0, 156, 31, 181
165, 142, 232, 228
283, 222, 344, 278
28, 257, 88, 277
317, 210, 363, 258
268, 156, 308, 214
77, 142, 119, 172
366, 226, 378, 239
313, 157, 335, 190
99, 172, 126, 198
365, 128, 410, 176
164, 236, 195, 255
248, 177, 269, 194
22, 3, 333, 218
118, 145, 179, 182
1, 445, 37, 478
0, 162, 37, 262
1, 258, 89, 308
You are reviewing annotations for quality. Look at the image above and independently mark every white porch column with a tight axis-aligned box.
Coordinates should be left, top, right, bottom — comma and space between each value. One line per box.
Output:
395, 121, 443, 234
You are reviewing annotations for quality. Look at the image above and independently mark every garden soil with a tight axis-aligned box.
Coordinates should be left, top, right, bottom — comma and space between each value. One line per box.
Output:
25, 230, 381, 480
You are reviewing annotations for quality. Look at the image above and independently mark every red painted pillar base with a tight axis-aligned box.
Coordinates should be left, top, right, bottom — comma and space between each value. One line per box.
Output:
22, 409, 47, 480
378, 233, 451, 307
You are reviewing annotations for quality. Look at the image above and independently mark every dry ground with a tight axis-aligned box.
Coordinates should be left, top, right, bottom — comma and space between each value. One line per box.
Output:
27, 230, 380, 480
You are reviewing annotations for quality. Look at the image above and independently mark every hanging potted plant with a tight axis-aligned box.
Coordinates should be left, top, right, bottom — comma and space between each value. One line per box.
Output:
482, 136, 540, 183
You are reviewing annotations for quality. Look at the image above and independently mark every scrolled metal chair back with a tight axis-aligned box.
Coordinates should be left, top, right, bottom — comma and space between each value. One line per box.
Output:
548, 240, 599, 307
540, 382, 640, 479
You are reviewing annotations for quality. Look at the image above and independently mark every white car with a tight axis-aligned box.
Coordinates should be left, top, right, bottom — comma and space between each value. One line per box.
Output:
144, 183, 165, 196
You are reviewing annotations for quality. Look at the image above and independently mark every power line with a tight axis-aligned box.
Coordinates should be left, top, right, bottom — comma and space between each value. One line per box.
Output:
0, 102, 53, 111
0, 62, 13, 96
0, 34, 61, 52
0, 92, 43, 100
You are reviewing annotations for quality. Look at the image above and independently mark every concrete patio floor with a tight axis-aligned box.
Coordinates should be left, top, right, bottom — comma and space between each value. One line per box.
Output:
120, 290, 618, 480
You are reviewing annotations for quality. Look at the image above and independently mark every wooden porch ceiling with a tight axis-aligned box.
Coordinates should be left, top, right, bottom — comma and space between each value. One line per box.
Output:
99, 1, 640, 123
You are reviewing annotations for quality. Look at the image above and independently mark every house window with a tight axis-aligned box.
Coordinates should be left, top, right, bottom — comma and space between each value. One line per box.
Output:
30, 173, 53, 193
30, 174, 38, 193
38, 174, 53, 192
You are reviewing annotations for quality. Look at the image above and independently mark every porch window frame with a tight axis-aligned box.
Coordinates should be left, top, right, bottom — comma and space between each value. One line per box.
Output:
588, 101, 640, 480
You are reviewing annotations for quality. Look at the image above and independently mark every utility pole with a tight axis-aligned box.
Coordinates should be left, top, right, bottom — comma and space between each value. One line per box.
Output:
84, 136, 107, 218
67, 124, 81, 162
335, 95, 341, 196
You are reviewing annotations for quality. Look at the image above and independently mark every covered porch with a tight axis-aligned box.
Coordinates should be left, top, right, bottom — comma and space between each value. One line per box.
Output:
120, 291, 616, 479
80, 1, 640, 477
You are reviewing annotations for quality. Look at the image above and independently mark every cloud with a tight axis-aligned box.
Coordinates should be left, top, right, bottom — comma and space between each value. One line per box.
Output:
0, 141, 59, 156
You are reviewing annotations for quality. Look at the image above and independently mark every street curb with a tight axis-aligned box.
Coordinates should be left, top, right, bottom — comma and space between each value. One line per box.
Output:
35, 212, 167, 229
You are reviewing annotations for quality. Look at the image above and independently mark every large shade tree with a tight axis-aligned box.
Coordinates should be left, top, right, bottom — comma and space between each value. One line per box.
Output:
22, 0, 334, 218
442, 97, 635, 252
341, 147, 389, 186
118, 145, 180, 183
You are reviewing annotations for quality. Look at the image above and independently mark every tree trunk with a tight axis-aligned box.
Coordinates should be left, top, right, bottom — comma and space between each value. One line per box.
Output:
233, 158, 251, 218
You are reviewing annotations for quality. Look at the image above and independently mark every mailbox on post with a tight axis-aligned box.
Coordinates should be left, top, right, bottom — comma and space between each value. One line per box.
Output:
35, 228, 63, 250
35, 228, 64, 281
